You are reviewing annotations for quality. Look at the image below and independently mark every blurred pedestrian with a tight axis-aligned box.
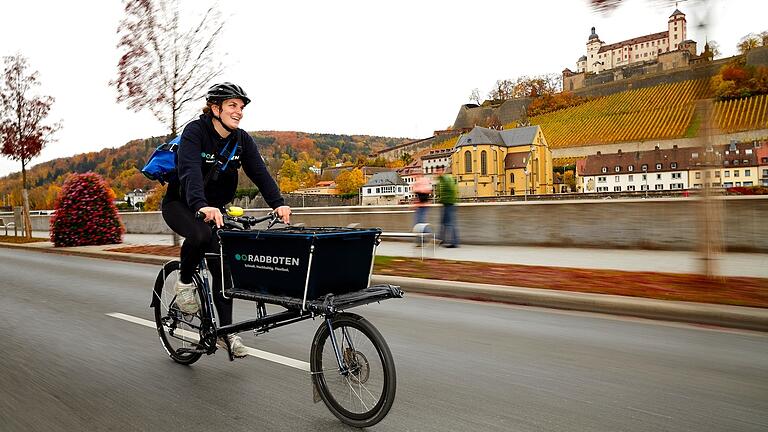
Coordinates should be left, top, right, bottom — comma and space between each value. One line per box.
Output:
437, 168, 459, 248
411, 173, 433, 246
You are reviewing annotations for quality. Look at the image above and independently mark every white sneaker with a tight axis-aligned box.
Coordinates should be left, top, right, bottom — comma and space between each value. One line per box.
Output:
218, 335, 249, 358
174, 280, 199, 314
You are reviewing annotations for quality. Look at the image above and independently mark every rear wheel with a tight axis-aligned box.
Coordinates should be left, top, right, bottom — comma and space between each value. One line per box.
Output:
310, 313, 396, 428
152, 260, 207, 365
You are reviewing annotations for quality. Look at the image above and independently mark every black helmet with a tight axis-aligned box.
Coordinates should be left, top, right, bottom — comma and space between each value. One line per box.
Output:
206, 82, 251, 106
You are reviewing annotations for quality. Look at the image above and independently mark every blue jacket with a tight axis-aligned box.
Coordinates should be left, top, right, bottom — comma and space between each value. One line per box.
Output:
165, 114, 284, 211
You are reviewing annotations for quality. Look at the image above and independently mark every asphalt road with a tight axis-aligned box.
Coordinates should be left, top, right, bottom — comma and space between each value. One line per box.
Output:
1, 248, 767, 432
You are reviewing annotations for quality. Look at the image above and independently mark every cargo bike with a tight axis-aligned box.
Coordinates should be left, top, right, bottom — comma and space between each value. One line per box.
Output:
150, 208, 403, 428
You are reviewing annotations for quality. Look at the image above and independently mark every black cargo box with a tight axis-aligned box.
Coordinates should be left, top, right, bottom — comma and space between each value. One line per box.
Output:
219, 227, 381, 305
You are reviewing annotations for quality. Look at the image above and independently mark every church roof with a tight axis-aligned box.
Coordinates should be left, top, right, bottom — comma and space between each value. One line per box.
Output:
455, 126, 541, 149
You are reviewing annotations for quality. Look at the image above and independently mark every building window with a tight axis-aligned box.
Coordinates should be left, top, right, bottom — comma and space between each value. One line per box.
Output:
744, 181, 754, 186
464, 150, 472, 173
671, 162, 677, 169
734, 170, 740, 177
656, 173, 662, 180
627, 185, 636, 191
745, 169, 751, 176
743, 159, 749, 164
656, 163, 662, 170
628, 165, 634, 171
629, 175, 634, 181
672, 172, 681, 179
641, 184, 649, 191
695, 172, 701, 179
725, 171, 730, 177
734, 160, 739, 165
642, 174, 647, 180
480, 151, 487, 175
763, 169, 768, 177
510, 173, 515, 183
655, 184, 663, 190
602, 167, 608, 173
376, 187, 380, 193
614, 186, 621, 192
615, 175, 620, 182
598, 176, 607, 183
615, 166, 621, 172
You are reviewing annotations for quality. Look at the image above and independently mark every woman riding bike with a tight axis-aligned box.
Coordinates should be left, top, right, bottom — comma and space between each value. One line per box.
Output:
161, 82, 291, 357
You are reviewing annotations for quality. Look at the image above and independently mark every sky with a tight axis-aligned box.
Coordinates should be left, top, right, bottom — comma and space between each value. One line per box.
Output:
0, 0, 765, 177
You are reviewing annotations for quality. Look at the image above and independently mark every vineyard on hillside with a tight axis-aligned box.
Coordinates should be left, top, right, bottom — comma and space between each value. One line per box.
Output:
713, 94, 768, 133
517, 79, 713, 148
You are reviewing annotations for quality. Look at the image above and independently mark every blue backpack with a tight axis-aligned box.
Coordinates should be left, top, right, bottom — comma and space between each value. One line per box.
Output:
141, 135, 240, 185
141, 136, 181, 185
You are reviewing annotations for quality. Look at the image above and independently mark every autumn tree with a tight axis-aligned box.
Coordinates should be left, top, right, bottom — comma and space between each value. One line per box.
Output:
737, 33, 763, 54
112, 0, 224, 136
0, 54, 60, 238
487, 74, 562, 101
335, 168, 366, 195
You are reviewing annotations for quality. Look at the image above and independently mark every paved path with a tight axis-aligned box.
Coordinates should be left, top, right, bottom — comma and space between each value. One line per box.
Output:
31, 231, 768, 278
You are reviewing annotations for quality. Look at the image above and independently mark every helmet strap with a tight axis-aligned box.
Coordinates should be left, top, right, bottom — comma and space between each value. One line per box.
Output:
211, 103, 236, 134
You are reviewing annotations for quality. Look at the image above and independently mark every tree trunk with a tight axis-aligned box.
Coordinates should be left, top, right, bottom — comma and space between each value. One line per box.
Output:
22, 189, 32, 239
21, 161, 32, 239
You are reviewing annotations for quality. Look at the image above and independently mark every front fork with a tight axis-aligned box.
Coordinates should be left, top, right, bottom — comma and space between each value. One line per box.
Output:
325, 316, 355, 376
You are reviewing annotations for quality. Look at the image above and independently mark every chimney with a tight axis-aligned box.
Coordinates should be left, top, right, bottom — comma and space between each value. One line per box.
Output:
655, 145, 660, 151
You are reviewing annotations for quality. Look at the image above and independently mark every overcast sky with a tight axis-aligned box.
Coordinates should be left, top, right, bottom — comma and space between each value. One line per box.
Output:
0, 0, 765, 177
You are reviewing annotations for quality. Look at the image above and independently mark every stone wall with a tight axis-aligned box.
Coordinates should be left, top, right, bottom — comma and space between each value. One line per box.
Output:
29, 197, 768, 252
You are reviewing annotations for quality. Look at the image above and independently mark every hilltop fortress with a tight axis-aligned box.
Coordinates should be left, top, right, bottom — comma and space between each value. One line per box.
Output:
452, 8, 767, 131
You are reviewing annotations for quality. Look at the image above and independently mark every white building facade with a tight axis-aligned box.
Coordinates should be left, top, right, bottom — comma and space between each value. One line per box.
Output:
580, 9, 687, 74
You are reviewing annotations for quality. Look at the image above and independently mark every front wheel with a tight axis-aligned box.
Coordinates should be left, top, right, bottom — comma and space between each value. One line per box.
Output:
152, 260, 207, 365
310, 313, 396, 428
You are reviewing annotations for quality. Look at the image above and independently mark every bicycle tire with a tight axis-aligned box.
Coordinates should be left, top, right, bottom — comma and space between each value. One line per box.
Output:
152, 260, 207, 365
310, 313, 396, 427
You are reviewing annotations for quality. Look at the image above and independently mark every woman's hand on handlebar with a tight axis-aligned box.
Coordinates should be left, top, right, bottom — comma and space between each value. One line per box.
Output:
197, 206, 223, 228
274, 205, 291, 224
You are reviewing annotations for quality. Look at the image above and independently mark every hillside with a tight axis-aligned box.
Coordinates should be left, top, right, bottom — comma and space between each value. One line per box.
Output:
0, 131, 412, 209
505, 78, 768, 149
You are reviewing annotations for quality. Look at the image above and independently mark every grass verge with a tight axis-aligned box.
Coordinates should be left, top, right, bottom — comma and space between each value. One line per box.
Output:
107, 245, 768, 308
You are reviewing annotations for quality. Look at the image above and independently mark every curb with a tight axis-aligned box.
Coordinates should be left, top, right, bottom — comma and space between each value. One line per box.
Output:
370, 275, 768, 332
3, 242, 767, 332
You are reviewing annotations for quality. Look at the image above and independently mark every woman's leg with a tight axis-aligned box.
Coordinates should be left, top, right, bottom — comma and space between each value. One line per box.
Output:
161, 199, 211, 283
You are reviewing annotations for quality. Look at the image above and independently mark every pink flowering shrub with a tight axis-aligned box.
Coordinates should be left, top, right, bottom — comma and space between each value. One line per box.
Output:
50, 172, 124, 247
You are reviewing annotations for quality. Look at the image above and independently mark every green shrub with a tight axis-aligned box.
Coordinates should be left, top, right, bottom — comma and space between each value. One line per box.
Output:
50, 172, 124, 247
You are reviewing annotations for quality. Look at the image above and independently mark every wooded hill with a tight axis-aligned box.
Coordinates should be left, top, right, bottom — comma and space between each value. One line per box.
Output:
0, 131, 412, 209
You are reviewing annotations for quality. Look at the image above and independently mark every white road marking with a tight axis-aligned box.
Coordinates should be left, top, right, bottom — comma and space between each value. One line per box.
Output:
106, 312, 310, 371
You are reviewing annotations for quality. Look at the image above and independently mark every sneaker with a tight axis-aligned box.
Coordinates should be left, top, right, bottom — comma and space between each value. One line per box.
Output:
218, 335, 249, 358
174, 280, 199, 314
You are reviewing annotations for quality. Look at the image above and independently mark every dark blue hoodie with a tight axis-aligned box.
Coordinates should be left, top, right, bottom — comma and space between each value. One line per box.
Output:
165, 113, 284, 211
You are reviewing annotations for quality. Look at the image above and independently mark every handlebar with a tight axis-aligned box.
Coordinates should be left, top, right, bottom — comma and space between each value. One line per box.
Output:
195, 210, 284, 230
